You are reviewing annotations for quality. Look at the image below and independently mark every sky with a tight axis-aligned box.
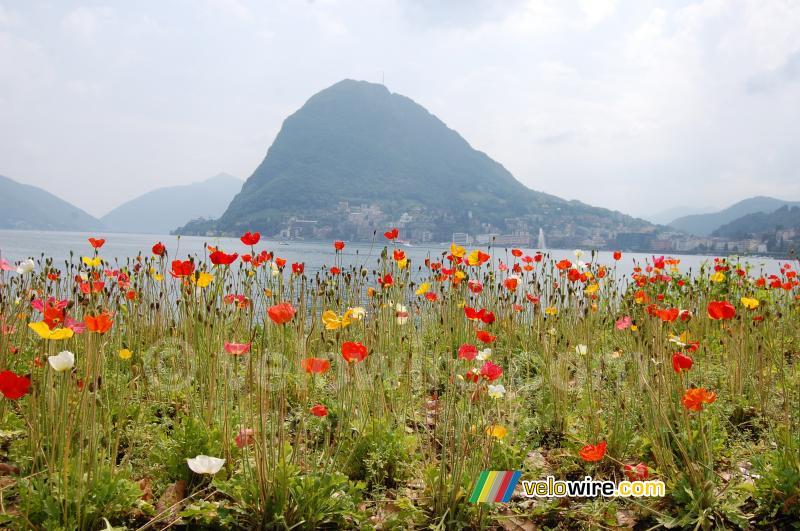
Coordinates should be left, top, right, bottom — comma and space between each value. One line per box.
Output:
1, 0, 799, 220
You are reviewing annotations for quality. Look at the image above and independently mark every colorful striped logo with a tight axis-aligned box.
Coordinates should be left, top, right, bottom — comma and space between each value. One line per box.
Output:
469, 471, 522, 502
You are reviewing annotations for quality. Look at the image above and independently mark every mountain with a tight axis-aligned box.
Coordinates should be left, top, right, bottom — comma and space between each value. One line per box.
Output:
101, 173, 242, 234
713, 205, 800, 239
179, 79, 652, 246
0, 174, 104, 231
645, 205, 714, 225
669, 196, 800, 236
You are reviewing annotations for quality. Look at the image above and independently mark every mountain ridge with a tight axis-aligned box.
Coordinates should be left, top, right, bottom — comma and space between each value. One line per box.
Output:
669, 196, 800, 236
178, 79, 654, 246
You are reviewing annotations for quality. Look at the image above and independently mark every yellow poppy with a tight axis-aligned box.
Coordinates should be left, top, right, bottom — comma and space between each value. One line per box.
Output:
544, 306, 558, 315
450, 243, 466, 258
486, 424, 508, 440
710, 271, 725, 283
415, 282, 430, 296
322, 309, 353, 330
397, 258, 408, 269
454, 270, 466, 280
740, 297, 759, 310
119, 348, 133, 360
82, 256, 102, 267
28, 321, 74, 340
584, 283, 599, 295
191, 272, 214, 288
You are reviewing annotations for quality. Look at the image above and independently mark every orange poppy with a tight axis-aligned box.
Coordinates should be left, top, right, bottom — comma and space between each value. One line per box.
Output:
303, 357, 330, 374
682, 388, 717, 411
84, 311, 113, 334
267, 302, 296, 325
578, 441, 606, 462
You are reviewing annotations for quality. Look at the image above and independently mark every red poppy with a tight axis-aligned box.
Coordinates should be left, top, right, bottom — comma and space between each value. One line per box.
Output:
578, 440, 606, 462
330, 266, 341, 275
303, 358, 330, 374
292, 262, 304, 275
88, 237, 105, 249
235, 428, 255, 448
210, 251, 238, 266
511, 249, 522, 257
240, 231, 260, 246
458, 344, 478, 361
623, 463, 649, 481
170, 259, 195, 278
79, 281, 105, 294
341, 341, 369, 363
682, 387, 717, 411
43, 306, 65, 330
657, 308, 679, 322
0, 371, 31, 400
503, 277, 518, 290
267, 302, 296, 325
85, 311, 113, 334
424, 292, 438, 302
556, 259, 572, 271
334, 240, 345, 251
468, 280, 483, 293
152, 242, 166, 256
224, 342, 251, 355
613, 251, 622, 260
672, 352, 693, 372
393, 249, 406, 261
567, 268, 581, 282
479, 361, 503, 381
379, 273, 393, 287
126, 290, 137, 301
310, 404, 328, 417
476, 330, 497, 344
384, 228, 399, 240
707, 300, 736, 320
526, 293, 540, 304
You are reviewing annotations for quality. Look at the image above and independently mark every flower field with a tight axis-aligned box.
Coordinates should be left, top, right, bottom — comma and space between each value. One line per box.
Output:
0, 231, 798, 529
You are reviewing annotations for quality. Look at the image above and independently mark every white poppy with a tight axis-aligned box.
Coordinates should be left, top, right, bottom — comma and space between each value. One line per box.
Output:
16, 259, 34, 275
48, 351, 75, 372
487, 384, 506, 399
349, 306, 366, 320
575, 344, 588, 355
270, 262, 280, 277
476, 348, 492, 361
573, 249, 584, 259
187, 455, 225, 475
395, 303, 408, 325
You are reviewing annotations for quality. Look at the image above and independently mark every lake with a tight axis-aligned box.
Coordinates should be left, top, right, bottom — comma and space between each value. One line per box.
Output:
0, 229, 791, 277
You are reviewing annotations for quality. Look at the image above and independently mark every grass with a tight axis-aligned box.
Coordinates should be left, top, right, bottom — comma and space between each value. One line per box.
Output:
0, 239, 798, 530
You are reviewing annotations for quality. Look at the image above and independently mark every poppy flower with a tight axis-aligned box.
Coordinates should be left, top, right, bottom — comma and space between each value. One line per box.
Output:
88, 237, 105, 249
0, 371, 31, 400
511, 249, 523, 257
578, 440, 606, 462
303, 357, 330, 374
623, 463, 649, 481
740, 297, 759, 310
378, 273, 393, 287
468, 280, 483, 293
310, 404, 328, 417
334, 240, 345, 251
330, 266, 341, 275
341, 341, 368, 363
82, 256, 102, 268
476, 330, 497, 344
275, 257, 286, 268
152, 242, 166, 256
479, 360, 503, 381
170, 259, 195, 278
682, 387, 717, 411
16, 259, 34, 274
526, 293, 540, 304
186, 455, 225, 475
613, 251, 622, 260
291, 262, 304, 275
488, 384, 506, 398
467, 249, 490, 266
240, 231, 261, 246
210, 251, 238, 266
672, 353, 693, 372
28, 322, 74, 340
119, 349, 133, 360
48, 350, 75, 372
486, 424, 508, 440
322, 309, 353, 330
224, 342, 251, 355
556, 259, 572, 270
707, 300, 736, 320
615, 316, 632, 330
267, 303, 296, 325
458, 344, 478, 361
85, 312, 113, 334
503, 277, 519, 290
235, 428, 255, 448
424, 292, 437, 302
384, 228, 399, 240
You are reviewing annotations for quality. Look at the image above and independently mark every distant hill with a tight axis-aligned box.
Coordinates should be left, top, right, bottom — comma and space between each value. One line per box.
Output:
645, 205, 714, 225
713, 205, 800, 239
0, 174, 104, 231
669, 196, 800, 236
101, 173, 242, 234
179, 79, 652, 245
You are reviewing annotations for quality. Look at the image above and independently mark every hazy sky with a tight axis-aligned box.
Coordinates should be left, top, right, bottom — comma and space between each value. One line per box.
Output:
1, 0, 798, 219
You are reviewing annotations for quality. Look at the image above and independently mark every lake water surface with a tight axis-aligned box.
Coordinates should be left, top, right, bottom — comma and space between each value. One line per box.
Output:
0, 229, 791, 277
